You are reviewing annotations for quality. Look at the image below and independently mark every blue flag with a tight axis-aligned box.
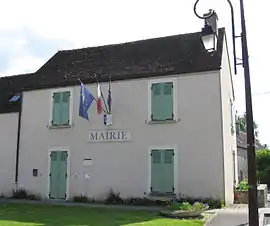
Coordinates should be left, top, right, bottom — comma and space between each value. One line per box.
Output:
79, 82, 94, 121
107, 89, 112, 113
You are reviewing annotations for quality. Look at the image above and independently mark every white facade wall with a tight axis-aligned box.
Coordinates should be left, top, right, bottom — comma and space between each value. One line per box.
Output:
0, 113, 18, 195
17, 71, 229, 201
219, 34, 238, 204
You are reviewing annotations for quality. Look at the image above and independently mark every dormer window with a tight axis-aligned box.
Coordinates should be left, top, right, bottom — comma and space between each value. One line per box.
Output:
9, 93, 21, 102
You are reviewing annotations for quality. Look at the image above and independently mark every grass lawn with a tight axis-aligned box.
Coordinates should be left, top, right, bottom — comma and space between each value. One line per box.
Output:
0, 203, 205, 226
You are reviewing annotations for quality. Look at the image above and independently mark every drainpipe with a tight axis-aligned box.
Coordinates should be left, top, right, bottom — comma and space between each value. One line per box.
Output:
15, 92, 23, 188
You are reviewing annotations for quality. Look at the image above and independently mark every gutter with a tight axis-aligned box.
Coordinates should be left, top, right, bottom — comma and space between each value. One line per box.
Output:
15, 92, 23, 186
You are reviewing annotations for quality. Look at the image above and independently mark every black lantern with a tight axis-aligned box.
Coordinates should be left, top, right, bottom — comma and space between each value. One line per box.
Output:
200, 23, 217, 52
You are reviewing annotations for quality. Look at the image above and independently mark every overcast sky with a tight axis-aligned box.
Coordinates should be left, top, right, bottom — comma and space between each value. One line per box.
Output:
0, 0, 269, 145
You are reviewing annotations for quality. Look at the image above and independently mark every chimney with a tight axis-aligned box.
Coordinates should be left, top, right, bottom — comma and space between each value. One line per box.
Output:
204, 10, 219, 37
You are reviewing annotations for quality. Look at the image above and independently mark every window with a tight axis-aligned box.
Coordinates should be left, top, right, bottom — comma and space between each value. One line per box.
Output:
149, 79, 176, 122
9, 93, 21, 102
51, 91, 71, 126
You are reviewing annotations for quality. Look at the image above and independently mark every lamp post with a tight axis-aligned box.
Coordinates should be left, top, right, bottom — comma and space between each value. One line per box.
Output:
193, 0, 259, 226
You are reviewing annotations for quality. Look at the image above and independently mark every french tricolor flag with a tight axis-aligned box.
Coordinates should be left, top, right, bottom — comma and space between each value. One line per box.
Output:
97, 83, 102, 114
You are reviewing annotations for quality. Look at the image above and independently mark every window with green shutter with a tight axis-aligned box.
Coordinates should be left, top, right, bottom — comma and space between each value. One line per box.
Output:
151, 82, 174, 121
52, 91, 70, 126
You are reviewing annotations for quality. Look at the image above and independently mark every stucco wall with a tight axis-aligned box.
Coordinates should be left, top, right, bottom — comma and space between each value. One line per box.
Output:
219, 34, 238, 204
237, 147, 248, 181
0, 113, 18, 195
18, 72, 225, 201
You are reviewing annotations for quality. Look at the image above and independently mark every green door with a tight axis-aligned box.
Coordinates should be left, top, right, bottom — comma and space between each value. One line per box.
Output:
151, 149, 174, 194
49, 151, 68, 199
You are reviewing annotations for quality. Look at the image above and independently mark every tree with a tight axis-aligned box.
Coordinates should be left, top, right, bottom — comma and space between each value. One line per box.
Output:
256, 149, 270, 186
236, 112, 259, 138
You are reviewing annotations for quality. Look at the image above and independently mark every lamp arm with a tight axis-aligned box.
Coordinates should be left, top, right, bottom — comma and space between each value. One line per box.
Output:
226, 0, 238, 75
193, 0, 214, 19
193, 0, 238, 74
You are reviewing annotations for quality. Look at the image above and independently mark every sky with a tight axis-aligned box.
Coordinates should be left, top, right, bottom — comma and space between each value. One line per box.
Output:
0, 0, 269, 145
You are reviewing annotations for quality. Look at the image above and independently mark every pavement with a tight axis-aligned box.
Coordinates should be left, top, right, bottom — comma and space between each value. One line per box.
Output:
206, 213, 248, 226
204, 204, 249, 226
205, 193, 270, 226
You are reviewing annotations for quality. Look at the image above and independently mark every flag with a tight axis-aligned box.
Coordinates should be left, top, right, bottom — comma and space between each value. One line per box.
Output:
107, 88, 112, 113
97, 83, 102, 114
104, 114, 112, 126
79, 82, 94, 121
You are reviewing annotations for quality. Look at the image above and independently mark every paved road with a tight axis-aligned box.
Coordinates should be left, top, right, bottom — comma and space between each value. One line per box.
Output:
206, 213, 249, 226
207, 193, 270, 225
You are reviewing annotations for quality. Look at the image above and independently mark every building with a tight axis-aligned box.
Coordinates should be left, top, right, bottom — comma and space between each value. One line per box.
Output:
0, 27, 237, 204
236, 124, 264, 182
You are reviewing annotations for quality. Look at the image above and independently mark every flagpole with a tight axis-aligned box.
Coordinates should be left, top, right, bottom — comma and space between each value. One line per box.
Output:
93, 73, 109, 113
78, 78, 107, 114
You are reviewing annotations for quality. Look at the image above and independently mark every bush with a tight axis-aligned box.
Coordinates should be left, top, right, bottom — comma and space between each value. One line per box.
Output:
256, 149, 270, 187
11, 188, 28, 199
177, 195, 224, 209
11, 188, 40, 200
236, 180, 249, 191
72, 195, 89, 203
104, 189, 123, 204
169, 201, 209, 211
123, 197, 168, 206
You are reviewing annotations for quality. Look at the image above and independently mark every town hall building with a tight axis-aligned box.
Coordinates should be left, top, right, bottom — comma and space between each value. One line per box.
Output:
0, 27, 237, 204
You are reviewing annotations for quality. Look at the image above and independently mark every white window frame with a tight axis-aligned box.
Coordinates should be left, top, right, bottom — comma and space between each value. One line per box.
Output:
147, 77, 178, 123
147, 145, 178, 195
47, 147, 71, 200
49, 87, 74, 128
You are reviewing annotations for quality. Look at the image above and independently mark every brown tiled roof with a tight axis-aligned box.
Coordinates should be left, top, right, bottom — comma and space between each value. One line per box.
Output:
237, 131, 264, 150
0, 28, 225, 113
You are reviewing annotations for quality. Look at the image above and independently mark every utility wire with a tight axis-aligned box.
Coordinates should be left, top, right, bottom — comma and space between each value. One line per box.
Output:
252, 91, 270, 96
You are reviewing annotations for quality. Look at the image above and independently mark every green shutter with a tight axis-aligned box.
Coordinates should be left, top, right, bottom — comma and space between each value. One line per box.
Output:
151, 149, 174, 194
52, 93, 62, 126
162, 150, 174, 193
61, 92, 70, 125
151, 82, 174, 121
52, 92, 70, 126
49, 151, 68, 200
151, 150, 163, 193
57, 151, 68, 199
49, 151, 59, 199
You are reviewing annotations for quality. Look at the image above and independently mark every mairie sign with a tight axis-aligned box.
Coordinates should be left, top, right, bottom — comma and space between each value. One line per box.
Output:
88, 130, 131, 143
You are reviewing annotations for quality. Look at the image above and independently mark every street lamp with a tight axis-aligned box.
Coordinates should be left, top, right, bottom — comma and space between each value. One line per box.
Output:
200, 23, 217, 52
193, 0, 259, 226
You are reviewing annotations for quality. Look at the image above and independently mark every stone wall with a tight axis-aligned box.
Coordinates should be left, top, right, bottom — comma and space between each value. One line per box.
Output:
234, 184, 268, 208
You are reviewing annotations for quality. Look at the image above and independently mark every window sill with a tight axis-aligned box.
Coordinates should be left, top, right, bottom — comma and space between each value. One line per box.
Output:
47, 124, 73, 129
147, 119, 179, 124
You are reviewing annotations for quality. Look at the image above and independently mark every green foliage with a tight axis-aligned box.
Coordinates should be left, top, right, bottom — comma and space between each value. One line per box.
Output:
236, 180, 249, 191
104, 189, 123, 204
170, 202, 208, 211
256, 149, 270, 186
236, 113, 259, 137
11, 188, 40, 200
72, 195, 93, 203
123, 197, 168, 206
178, 195, 224, 209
